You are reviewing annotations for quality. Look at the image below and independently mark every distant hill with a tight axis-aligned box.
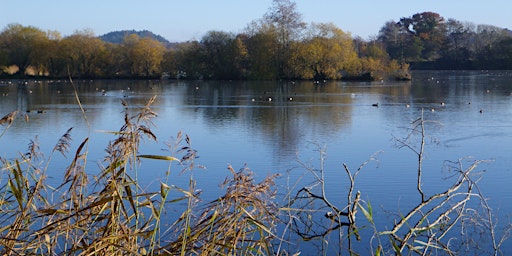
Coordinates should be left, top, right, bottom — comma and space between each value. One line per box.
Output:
99, 30, 173, 47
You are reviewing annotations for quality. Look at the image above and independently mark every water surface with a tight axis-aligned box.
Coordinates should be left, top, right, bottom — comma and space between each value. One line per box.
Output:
0, 70, 511, 253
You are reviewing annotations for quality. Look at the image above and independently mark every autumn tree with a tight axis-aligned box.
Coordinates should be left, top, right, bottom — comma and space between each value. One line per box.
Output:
59, 30, 109, 77
200, 31, 247, 79
378, 20, 421, 62
380, 12, 446, 62
263, 0, 305, 78
161, 48, 177, 78
472, 25, 512, 68
294, 23, 359, 80
0, 24, 50, 75
43, 30, 66, 76
243, 21, 279, 80
409, 12, 447, 60
99, 42, 125, 77
123, 34, 166, 77
173, 41, 206, 79
439, 19, 475, 68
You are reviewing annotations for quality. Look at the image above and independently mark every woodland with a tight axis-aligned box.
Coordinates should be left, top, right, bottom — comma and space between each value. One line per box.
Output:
1, 0, 512, 80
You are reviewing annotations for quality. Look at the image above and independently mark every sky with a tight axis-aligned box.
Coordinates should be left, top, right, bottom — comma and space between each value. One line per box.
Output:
2, 0, 511, 42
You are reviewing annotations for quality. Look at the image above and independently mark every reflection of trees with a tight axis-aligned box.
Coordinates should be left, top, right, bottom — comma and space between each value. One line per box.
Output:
176, 81, 355, 156
9, 74, 509, 162
410, 71, 510, 106
4, 80, 168, 137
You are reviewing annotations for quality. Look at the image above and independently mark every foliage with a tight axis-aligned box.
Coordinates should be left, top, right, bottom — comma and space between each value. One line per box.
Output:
294, 23, 360, 80
378, 11, 512, 69
2, 2, 512, 79
123, 34, 166, 77
0, 24, 50, 75
200, 31, 247, 80
59, 30, 109, 78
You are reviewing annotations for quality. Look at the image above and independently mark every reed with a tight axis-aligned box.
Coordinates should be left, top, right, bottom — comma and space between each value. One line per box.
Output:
160, 165, 279, 255
0, 95, 280, 255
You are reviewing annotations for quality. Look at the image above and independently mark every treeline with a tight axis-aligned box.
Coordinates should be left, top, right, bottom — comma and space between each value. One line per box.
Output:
1, 0, 511, 80
376, 12, 512, 69
0, 0, 407, 80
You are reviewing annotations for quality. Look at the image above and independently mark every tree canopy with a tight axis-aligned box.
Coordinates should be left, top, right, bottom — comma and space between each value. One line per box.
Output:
378, 11, 512, 69
1, 3, 512, 80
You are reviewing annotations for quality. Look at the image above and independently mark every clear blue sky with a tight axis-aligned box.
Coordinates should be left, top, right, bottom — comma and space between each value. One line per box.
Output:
2, 0, 511, 42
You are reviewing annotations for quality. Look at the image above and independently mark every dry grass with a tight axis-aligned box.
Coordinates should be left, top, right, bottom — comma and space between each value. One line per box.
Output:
160, 165, 279, 255
0, 96, 280, 255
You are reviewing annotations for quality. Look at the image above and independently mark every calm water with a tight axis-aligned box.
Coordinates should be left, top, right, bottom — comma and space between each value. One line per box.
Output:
1, 70, 511, 253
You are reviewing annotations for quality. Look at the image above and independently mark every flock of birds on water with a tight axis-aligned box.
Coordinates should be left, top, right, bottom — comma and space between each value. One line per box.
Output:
0, 77, 499, 115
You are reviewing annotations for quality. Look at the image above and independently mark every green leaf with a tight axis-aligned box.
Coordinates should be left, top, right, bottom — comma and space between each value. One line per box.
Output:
358, 201, 373, 223
138, 155, 180, 162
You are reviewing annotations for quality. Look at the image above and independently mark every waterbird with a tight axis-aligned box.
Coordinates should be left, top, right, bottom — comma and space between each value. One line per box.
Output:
372, 103, 379, 107
325, 211, 335, 219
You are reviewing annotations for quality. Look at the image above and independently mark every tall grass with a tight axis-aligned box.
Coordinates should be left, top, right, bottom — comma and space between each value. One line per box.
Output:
0, 95, 280, 255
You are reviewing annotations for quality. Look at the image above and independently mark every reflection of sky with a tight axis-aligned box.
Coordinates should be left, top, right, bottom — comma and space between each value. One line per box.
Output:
1, 72, 511, 254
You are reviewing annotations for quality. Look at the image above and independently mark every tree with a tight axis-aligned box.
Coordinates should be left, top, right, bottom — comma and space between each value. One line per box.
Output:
101, 42, 125, 78
243, 21, 279, 80
123, 34, 166, 77
380, 12, 446, 62
440, 19, 475, 68
473, 26, 512, 69
378, 21, 413, 61
174, 41, 206, 79
161, 48, 177, 78
398, 12, 446, 60
43, 30, 66, 77
263, 0, 305, 78
412, 12, 446, 60
59, 30, 108, 77
0, 24, 50, 75
295, 23, 359, 80
200, 31, 246, 79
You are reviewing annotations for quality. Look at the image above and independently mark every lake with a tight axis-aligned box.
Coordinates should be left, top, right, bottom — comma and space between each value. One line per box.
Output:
1, 70, 511, 254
